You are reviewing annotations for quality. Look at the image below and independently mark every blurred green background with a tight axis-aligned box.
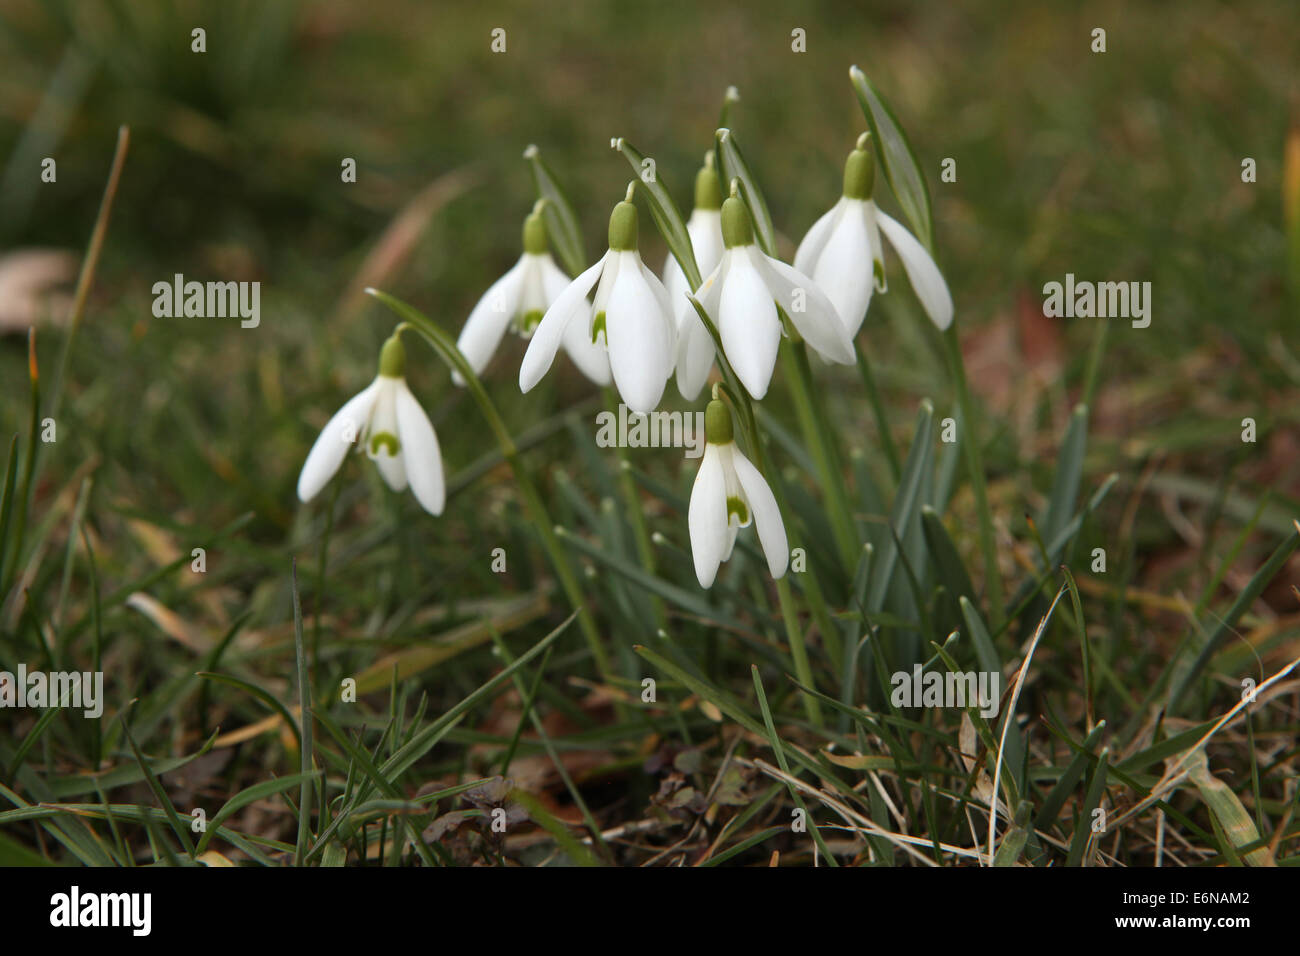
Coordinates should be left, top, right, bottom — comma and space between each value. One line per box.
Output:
2, 0, 1295, 533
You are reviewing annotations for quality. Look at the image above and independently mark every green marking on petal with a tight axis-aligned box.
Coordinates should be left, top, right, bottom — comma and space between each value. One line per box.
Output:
591, 310, 607, 345
521, 309, 544, 333
369, 431, 400, 456
726, 495, 749, 524
873, 258, 886, 290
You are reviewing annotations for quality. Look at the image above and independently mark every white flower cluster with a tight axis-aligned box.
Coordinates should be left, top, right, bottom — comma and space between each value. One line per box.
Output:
297, 126, 952, 590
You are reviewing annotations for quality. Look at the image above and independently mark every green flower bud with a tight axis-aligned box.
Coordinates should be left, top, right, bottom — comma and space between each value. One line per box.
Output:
608, 200, 639, 251
720, 196, 754, 249
705, 398, 734, 445
378, 334, 406, 378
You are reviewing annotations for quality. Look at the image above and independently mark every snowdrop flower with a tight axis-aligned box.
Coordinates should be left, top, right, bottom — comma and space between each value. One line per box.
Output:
455, 203, 610, 387
689, 398, 787, 588
297, 335, 445, 515
794, 134, 953, 336
678, 188, 855, 401
520, 186, 676, 414
662, 158, 725, 400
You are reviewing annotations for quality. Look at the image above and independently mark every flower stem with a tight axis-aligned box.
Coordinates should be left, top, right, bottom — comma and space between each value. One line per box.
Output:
782, 343, 859, 571
855, 340, 901, 482
724, 384, 824, 729
368, 289, 610, 676
603, 388, 668, 635
942, 324, 1003, 628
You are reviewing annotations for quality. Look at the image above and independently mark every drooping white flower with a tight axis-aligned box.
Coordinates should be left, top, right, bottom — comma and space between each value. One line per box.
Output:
677, 190, 855, 401
455, 204, 610, 387
689, 398, 787, 588
297, 335, 445, 515
662, 159, 725, 400
794, 134, 953, 336
520, 188, 676, 414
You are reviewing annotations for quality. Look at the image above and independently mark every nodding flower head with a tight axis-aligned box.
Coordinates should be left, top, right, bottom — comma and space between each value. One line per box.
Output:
455, 202, 610, 387
688, 397, 788, 588
663, 155, 726, 400
297, 334, 445, 515
520, 185, 677, 414
676, 185, 856, 402
794, 133, 953, 336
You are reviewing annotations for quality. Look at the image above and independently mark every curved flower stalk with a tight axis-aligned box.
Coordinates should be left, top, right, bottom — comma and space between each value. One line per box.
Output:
297, 334, 445, 515
455, 203, 609, 387
663, 157, 725, 400
520, 185, 676, 414
795, 134, 953, 335
688, 397, 787, 588
678, 188, 855, 401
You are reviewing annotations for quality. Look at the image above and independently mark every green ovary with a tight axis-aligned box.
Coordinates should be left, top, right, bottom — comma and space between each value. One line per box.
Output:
369, 431, 401, 456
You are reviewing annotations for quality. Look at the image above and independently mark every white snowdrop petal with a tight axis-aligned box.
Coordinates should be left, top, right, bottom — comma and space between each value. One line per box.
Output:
394, 380, 445, 515
688, 444, 729, 588
538, 253, 573, 306
730, 449, 789, 579
606, 254, 672, 414
454, 257, 526, 385
876, 210, 954, 330
519, 252, 607, 393
559, 303, 613, 385
373, 446, 407, 491
675, 307, 716, 401
662, 250, 688, 309
637, 260, 677, 354
687, 209, 726, 283
793, 198, 846, 277
718, 251, 781, 400
297, 380, 381, 503
755, 253, 856, 364
812, 199, 874, 336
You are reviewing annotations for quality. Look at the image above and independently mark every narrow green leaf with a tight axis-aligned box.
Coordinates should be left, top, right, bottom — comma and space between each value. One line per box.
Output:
121, 715, 196, 859
523, 144, 586, 277
1042, 404, 1089, 545
921, 505, 976, 604
1168, 523, 1300, 710
194, 772, 317, 855
614, 137, 699, 289
714, 128, 776, 256
750, 666, 838, 866
868, 400, 934, 613
1035, 720, 1107, 829
1066, 748, 1109, 866
993, 800, 1033, 866
849, 65, 933, 250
